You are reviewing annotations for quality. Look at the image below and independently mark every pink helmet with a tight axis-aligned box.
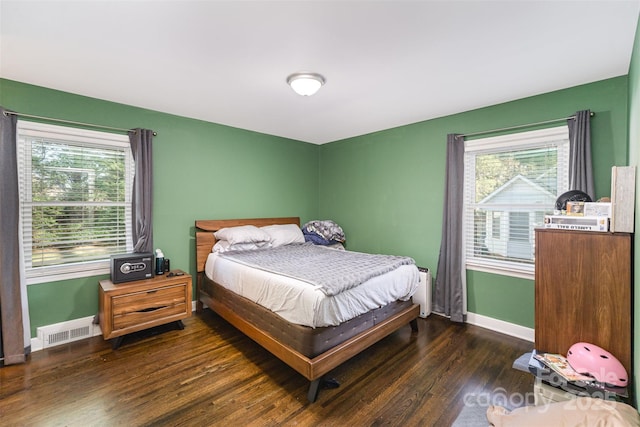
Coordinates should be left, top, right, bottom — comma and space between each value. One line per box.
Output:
567, 342, 628, 387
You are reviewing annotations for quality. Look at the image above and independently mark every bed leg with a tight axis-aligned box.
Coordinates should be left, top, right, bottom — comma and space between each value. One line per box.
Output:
410, 318, 418, 333
195, 274, 204, 313
307, 377, 340, 402
307, 378, 321, 403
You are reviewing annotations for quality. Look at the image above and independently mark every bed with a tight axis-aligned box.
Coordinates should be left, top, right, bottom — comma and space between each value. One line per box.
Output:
195, 217, 420, 402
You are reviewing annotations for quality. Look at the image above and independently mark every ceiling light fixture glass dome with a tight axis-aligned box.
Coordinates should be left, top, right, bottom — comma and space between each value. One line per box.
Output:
287, 73, 325, 96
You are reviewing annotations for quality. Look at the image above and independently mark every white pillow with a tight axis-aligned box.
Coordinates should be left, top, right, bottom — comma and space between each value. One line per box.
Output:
214, 225, 271, 245
261, 224, 305, 248
213, 240, 271, 253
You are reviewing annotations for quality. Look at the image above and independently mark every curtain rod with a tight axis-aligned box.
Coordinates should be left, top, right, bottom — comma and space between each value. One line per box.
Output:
3, 111, 157, 136
460, 111, 595, 139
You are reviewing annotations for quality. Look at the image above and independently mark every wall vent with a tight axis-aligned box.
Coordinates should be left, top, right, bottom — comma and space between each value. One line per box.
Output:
37, 317, 96, 349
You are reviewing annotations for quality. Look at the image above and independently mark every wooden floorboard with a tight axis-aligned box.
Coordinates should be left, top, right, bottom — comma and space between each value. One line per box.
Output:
0, 310, 534, 426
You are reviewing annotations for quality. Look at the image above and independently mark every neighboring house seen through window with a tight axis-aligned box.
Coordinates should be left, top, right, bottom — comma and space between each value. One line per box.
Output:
17, 121, 134, 284
463, 125, 569, 279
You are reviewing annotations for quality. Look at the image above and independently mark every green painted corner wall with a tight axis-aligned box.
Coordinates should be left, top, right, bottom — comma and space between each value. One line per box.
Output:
318, 76, 629, 329
0, 78, 320, 337
627, 12, 640, 409
466, 271, 534, 327
0, 72, 631, 339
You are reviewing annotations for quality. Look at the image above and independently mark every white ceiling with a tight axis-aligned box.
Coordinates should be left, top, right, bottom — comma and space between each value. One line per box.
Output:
1, 1, 639, 145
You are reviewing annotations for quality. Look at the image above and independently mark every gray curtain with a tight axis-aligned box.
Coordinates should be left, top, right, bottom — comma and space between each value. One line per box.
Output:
129, 129, 154, 253
567, 110, 595, 199
0, 108, 29, 365
434, 133, 465, 323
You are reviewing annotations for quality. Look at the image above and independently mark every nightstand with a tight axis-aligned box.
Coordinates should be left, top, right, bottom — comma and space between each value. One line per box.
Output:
99, 270, 192, 349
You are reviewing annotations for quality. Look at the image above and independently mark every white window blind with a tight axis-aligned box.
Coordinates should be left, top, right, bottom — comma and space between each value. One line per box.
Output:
463, 126, 569, 279
17, 121, 134, 284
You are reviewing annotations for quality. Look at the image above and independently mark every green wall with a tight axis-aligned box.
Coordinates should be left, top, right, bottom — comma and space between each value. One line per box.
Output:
0, 78, 320, 336
0, 73, 630, 338
319, 77, 629, 329
627, 12, 640, 408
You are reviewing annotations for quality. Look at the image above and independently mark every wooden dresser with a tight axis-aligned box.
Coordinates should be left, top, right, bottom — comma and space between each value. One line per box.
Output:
99, 270, 192, 348
534, 229, 632, 376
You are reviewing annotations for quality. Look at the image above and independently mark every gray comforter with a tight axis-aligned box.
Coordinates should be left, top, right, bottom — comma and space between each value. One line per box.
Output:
219, 243, 416, 296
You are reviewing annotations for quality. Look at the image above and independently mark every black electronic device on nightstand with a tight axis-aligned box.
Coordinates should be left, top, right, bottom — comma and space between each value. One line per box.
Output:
110, 252, 154, 283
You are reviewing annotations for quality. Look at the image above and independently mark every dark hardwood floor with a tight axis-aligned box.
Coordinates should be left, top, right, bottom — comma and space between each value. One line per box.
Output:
0, 311, 534, 426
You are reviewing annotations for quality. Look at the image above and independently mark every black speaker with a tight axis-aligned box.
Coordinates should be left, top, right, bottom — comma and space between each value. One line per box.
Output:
110, 252, 154, 284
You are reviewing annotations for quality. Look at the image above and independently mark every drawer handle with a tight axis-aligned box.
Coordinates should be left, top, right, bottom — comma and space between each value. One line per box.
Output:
147, 290, 158, 294
137, 306, 167, 313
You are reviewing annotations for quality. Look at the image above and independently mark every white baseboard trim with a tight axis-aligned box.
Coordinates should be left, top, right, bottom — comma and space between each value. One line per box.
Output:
31, 337, 44, 352
465, 312, 534, 343
29, 306, 532, 354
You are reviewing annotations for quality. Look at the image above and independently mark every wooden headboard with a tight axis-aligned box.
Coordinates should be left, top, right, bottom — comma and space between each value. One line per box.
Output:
194, 217, 300, 273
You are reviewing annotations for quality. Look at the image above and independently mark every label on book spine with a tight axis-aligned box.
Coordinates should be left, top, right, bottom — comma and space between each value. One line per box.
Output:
543, 215, 609, 232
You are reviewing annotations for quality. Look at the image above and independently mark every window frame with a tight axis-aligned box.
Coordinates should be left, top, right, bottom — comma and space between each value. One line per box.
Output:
463, 125, 570, 280
17, 121, 134, 285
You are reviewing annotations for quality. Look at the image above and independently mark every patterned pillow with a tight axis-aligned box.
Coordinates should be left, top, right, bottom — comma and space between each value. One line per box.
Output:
302, 220, 346, 243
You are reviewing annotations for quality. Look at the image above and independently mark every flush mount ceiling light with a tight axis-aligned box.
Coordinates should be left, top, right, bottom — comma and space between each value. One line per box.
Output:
287, 72, 325, 96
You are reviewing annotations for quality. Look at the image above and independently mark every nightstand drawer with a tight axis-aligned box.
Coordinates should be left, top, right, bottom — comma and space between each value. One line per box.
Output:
113, 302, 187, 330
112, 284, 187, 330
113, 283, 186, 314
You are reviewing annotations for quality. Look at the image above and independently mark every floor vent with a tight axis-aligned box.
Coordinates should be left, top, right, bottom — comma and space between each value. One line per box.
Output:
37, 317, 96, 349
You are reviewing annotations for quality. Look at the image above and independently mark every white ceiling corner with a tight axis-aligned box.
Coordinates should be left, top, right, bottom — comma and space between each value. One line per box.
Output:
1, 0, 638, 144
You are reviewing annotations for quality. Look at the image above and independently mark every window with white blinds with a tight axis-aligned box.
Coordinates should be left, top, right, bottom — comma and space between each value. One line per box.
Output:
463, 126, 570, 279
17, 121, 134, 284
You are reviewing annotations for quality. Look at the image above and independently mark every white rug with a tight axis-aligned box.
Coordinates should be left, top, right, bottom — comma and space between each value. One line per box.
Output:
451, 404, 489, 427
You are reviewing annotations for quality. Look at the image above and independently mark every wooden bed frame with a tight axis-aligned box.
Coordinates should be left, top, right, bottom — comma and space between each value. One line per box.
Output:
195, 217, 420, 402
